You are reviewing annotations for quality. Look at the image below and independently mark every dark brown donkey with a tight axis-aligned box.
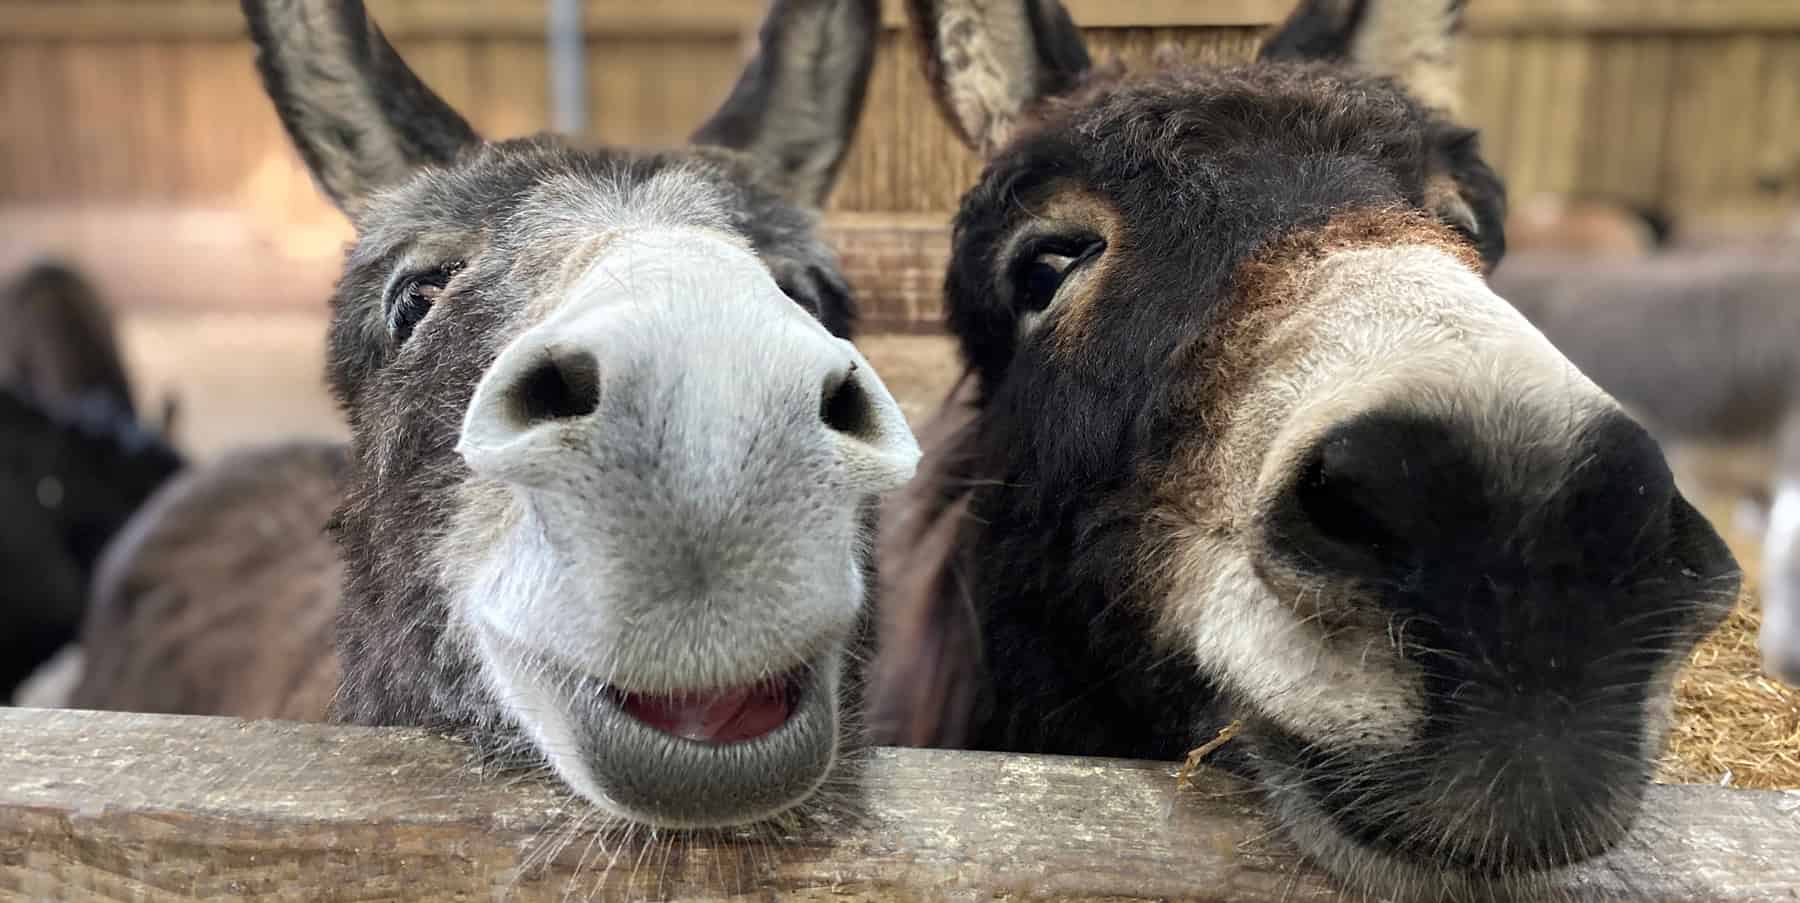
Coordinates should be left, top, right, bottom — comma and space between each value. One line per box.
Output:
66, 0, 920, 831
873, 0, 1739, 897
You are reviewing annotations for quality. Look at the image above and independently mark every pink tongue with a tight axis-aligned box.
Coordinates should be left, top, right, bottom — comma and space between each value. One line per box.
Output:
618, 683, 792, 744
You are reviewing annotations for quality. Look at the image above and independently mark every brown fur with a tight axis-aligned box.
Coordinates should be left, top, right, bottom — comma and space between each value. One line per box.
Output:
70, 443, 345, 719
870, 372, 983, 747
878, 0, 1738, 893
875, 209, 1480, 742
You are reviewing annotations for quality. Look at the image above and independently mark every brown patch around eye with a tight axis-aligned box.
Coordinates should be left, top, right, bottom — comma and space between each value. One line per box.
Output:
1018, 187, 1124, 356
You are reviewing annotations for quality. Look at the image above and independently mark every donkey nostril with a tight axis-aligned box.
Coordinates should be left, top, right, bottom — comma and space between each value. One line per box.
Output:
1295, 438, 1398, 558
820, 366, 872, 438
511, 350, 600, 426
1271, 413, 1470, 575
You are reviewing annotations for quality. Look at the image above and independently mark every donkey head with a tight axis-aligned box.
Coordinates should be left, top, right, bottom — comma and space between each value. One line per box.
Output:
244, 0, 918, 828
894, 0, 1738, 892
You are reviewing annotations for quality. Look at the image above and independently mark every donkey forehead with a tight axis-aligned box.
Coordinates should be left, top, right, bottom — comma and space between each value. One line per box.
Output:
349, 143, 801, 267
1018, 63, 1435, 171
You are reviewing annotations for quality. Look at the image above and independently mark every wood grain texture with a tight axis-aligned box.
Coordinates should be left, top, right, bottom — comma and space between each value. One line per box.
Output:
3, 708, 1800, 901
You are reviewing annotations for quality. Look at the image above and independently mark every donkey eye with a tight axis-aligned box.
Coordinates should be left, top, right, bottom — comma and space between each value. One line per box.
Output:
386, 263, 462, 344
1014, 239, 1104, 313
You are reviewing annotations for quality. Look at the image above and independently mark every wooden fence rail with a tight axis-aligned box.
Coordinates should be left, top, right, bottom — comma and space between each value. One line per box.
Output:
2, 708, 1798, 901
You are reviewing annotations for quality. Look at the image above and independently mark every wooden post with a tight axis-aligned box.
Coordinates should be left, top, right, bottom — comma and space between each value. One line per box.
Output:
2, 708, 1798, 901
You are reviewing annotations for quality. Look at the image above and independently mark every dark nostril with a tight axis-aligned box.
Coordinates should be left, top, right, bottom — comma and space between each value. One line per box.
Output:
1272, 413, 1470, 575
1295, 438, 1397, 556
821, 364, 872, 438
511, 350, 600, 426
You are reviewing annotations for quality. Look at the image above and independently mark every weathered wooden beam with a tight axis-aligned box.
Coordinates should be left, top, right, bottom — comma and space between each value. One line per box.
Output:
2, 708, 1798, 901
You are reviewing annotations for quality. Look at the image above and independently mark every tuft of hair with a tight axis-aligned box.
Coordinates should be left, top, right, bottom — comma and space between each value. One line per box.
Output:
1260, 0, 1468, 117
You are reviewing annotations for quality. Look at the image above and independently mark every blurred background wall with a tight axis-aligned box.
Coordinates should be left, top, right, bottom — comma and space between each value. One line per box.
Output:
1, 1, 1795, 304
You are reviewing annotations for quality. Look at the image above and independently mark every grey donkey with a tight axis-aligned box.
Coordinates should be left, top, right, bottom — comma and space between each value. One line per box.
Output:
64, 0, 920, 833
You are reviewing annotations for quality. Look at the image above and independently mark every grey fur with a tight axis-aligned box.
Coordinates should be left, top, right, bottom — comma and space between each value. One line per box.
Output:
73, 0, 914, 832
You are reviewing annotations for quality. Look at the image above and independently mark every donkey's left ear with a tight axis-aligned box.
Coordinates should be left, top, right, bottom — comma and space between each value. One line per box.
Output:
691, 0, 881, 209
1260, 0, 1467, 117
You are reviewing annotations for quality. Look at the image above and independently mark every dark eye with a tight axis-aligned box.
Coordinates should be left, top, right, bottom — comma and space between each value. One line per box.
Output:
386, 262, 461, 344
1013, 238, 1104, 313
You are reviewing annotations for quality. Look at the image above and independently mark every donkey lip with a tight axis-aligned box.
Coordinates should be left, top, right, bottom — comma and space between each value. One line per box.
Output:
610, 673, 802, 745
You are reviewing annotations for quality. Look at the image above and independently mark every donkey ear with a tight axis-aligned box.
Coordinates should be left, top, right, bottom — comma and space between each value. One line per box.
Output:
241, 0, 480, 218
691, 0, 881, 210
1261, 0, 1467, 117
906, 0, 1093, 156
1264, 0, 1505, 267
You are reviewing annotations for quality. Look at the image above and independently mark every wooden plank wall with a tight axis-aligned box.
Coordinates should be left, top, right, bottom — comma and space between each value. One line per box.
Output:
0, 0, 1795, 225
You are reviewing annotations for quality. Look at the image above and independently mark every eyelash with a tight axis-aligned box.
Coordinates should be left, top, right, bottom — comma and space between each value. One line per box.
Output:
1013, 237, 1105, 313
386, 262, 462, 344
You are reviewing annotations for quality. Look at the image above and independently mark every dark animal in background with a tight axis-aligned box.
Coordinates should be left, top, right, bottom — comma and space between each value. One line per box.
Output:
0, 389, 184, 701
874, 0, 1738, 897
0, 261, 138, 417
1491, 251, 1800, 686
0, 261, 184, 703
69, 0, 920, 832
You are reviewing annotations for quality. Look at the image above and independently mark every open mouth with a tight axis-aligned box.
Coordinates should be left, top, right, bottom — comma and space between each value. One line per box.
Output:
610, 672, 804, 745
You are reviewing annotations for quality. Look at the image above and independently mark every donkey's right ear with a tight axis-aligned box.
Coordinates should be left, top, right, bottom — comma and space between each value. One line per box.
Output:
241, 0, 480, 219
905, 0, 1092, 156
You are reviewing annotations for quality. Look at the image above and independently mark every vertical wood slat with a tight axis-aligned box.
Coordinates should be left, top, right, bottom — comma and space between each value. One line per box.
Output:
1502, 33, 1553, 199
1461, 34, 1518, 181
1758, 35, 1800, 209
1538, 35, 1592, 197
0, 42, 55, 202
1661, 33, 1774, 215
131, 42, 184, 201
474, 38, 551, 139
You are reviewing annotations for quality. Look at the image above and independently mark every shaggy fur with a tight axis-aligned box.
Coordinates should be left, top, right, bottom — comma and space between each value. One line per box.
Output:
875, 0, 1739, 898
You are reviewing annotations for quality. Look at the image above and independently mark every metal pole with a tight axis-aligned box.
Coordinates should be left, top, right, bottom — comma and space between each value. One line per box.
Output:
547, 0, 587, 136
